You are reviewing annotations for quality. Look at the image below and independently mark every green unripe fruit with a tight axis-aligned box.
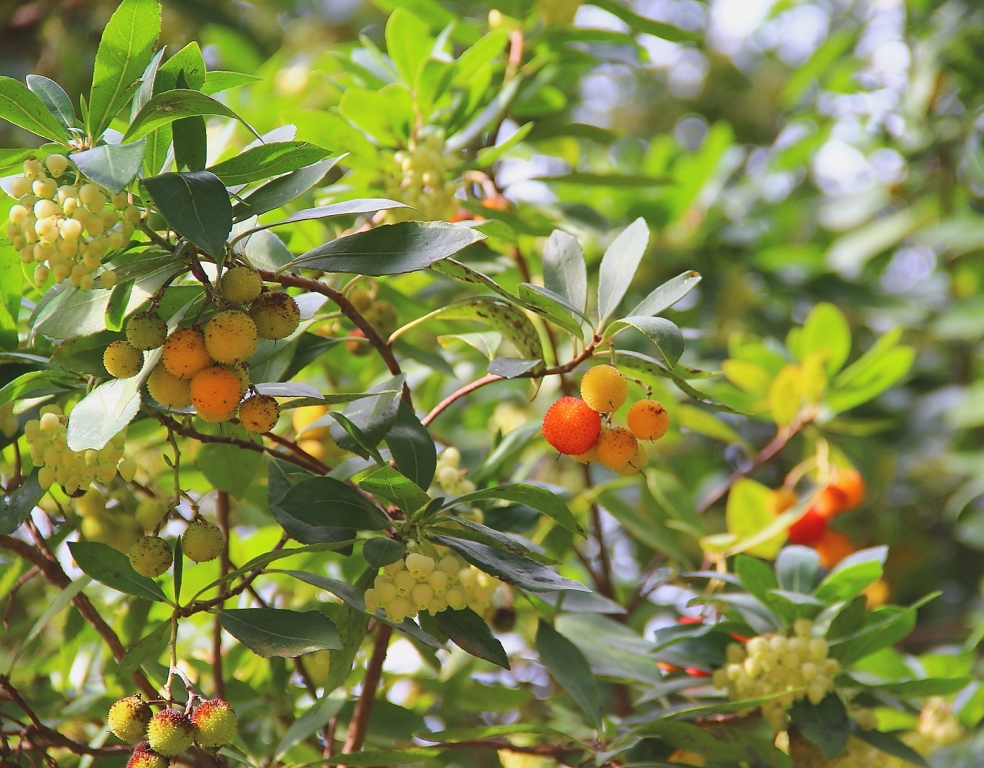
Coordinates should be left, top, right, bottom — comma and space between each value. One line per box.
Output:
126, 311, 168, 350
249, 292, 300, 340
191, 699, 238, 748
182, 517, 224, 563
108, 696, 152, 741
135, 498, 169, 531
146, 709, 195, 757
238, 394, 280, 434
204, 310, 258, 364
128, 536, 173, 577
219, 266, 262, 305
363, 301, 398, 339
348, 286, 373, 313
146, 365, 193, 409
104, 341, 144, 379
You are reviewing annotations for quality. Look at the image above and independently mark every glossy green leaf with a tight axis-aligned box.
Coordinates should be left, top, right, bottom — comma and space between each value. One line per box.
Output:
726, 479, 786, 559
437, 607, 509, 668
443, 483, 583, 536
155, 41, 206, 91
359, 466, 430, 514
384, 401, 437, 490
386, 8, 432, 85
26, 75, 76, 134
195, 442, 263, 498
116, 622, 168, 682
597, 217, 649, 325
142, 170, 233, 257
201, 70, 262, 95
363, 538, 405, 568
232, 157, 340, 220
814, 547, 887, 603
776, 546, 820, 593
606, 316, 685, 368
626, 270, 701, 318
219, 608, 341, 657
535, 619, 601, 727
70, 139, 146, 194
124, 89, 256, 141
797, 302, 851, 376
68, 542, 168, 602
789, 694, 849, 760
207, 141, 332, 186
517, 283, 585, 337
0, 472, 45, 536
0, 76, 71, 143
542, 230, 588, 314
87, 0, 161, 139
328, 375, 404, 454
279, 476, 391, 530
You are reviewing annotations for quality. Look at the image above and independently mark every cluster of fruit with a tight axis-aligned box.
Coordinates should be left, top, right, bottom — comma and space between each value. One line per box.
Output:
770, 468, 866, 567
908, 696, 965, 754
364, 551, 498, 623
109, 266, 299, 430
542, 364, 669, 475
24, 405, 134, 492
108, 695, 237, 764
341, 284, 398, 355
711, 618, 839, 732
128, 516, 224, 577
0, 402, 19, 439
76, 491, 166, 553
433, 447, 477, 497
383, 128, 460, 221
4, 156, 137, 290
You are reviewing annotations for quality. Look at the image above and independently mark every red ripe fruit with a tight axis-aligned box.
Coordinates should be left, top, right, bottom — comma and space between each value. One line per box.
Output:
542, 397, 602, 456
813, 485, 848, 518
788, 507, 827, 546
830, 469, 865, 511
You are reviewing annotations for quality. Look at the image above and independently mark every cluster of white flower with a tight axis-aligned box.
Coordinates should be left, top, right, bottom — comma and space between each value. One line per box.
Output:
5, 156, 138, 290
434, 447, 477, 497
25, 404, 134, 492
907, 696, 965, 754
364, 550, 498, 622
384, 128, 460, 220
712, 618, 839, 731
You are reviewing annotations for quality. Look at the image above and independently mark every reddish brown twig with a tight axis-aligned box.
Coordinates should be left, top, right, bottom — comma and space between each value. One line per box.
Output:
340, 623, 392, 761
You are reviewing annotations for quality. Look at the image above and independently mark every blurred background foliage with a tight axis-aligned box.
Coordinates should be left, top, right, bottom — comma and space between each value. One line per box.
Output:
4, 0, 984, 684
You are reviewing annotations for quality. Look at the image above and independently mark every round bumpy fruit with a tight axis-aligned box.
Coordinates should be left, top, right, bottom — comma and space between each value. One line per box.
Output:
191, 699, 238, 748
190, 366, 242, 421
219, 265, 262, 304
128, 535, 173, 578
146, 709, 195, 757
613, 443, 648, 476
108, 696, 152, 741
182, 517, 224, 563
363, 301, 398, 338
104, 341, 144, 379
249, 292, 300, 340
815, 529, 853, 568
788, 508, 827, 546
830, 469, 865, 510
580, 364, 628, 413
596, 426, 639, 470
126, 747, 168, 768
204, 310, 258, 364
626, 400, 669, 441
146, 365, 192, 409
126, 311, 167, 350
542, 397, 602, 455
238, 394, 280, 434
162, 327, 212, 379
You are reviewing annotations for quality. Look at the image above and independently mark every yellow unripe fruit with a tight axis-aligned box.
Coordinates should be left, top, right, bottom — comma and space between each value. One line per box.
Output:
135, 498, 169, 531
103, 341, 144, 378
204, 310, 258, 364
238, 394, 280, 433
146, 365, 193, 409
580, 364, 628, 413
190, 366, 242, 421
572, 445, 599, 464
181, 517, 224, 563
613, 443, 648, 476
249, 292, 300, 340
292, 405, 329, 439
595, 427, 639, 470
128, 535, 173, 577
162, 327, 212, 379
627, 400, 670, 441
219, 266, 263, 304
74, 489, 106, 516
126, 311, 168, 350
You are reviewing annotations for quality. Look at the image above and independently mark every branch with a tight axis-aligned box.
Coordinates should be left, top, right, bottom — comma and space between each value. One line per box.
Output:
341, 623, 392, 759
0, 536, 157, 699
212, 491, 231, 701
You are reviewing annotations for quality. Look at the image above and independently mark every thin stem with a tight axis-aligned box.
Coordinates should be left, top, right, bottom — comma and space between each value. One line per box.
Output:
341, 623, 392, 759
213, 490, 231, 700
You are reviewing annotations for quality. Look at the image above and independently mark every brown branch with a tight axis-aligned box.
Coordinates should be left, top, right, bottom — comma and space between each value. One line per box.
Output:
152, 412, 324, 475
422, 335, 603, 426
696, 416, 809, 514
212, 491, 231, 700
258, 270, 409, 404
264, 430, 330, 475
0, 536, 157, 699
341, 623, 392, 759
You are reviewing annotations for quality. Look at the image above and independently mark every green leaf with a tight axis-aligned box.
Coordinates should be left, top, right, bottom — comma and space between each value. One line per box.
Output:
535, 620, 602, 728
826, 345, 915, 414
196, 442, 263, 499
116, 622, 169, 682
232, 157, 340, 220
219, 608, 341, 657
234, 199, 408, 240
437, 607, 509, 669
830, 593, 937, 667
124, 89, 256, 141
597, 217, 649, 325
677, 405, 748, 446
65, 376, 143, 451
797, 302, 851, 376
384, 401, 437, 490
70, 139, 146, 194
288, 222, 486, 276
359, 466, 430, 514
207, 141, 332, 186
542, 229, 587, 314
279, 476, 391, 530
789, 694, 849, 760
0, 76, 71, 142
814, 547, 886, 603
589, 0, 700, 42
735, 555, 780, 607
328, 376, 404, 454
431, 535, 589, 593
363, 538, 405, 568
339, 85, 415, 145
606, 316, 685, 368
386, 8, 432, 85
0, 244, 23, 350
853, 729, 928, 768
0, 472, 45, 535
68, 541, 168, 602
87, 0, 161, 139
517, 283, 585, 337
142, 170, 233, 257
726, 479, 786, 559
864, 678, 973, 697
443, 484, 583, 537
329, 412, 385, 463
321, 751, 439, 767
488, 357, 542, 377
26, 75, 77, 134
201, 70, 262, 95
274, 693, 345, 760
627, 270, 702, 318
172, 115, 206, 172
776, 546, 820, 593
155, 41, 206, 91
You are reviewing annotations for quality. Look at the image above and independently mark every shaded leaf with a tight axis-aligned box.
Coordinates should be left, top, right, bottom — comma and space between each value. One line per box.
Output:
0, 76, 71, 143
68, 541, 167, 602
437, 607, 509, 668
279, 476, 391, 530
142, 170, 232, 257
536, 619, 602, 727
219, 608, 341, 657
71, 139, 146, 194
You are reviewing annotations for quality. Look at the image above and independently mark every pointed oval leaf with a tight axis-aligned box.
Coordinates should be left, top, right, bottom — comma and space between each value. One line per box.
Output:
26, 75, 77, 134
776, 546, 820, 593
142, 170, 232, 257
233, 157, 341, 220
207, 141, 332, 186
542, 230, 587, 313
0, 76, 71, 143
71, 139, 147, 194
124, 89, 257, 141
443, 483, 583, 536
68, 541, 167, 602
363, 538, 405, 568
535, 620, 602, 728
606, 315, 685, 368
597, 217, 649, 325
436, 607, 510, 669
384, 401, 437, 490
279, 476, 391, 530
359, 466, 430, 514
219, 608, 341, 657
627, 270, 702, 317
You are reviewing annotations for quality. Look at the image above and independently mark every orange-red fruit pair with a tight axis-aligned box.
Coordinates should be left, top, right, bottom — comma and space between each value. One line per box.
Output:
814, 469, 866, 518
542, 397, 601, 455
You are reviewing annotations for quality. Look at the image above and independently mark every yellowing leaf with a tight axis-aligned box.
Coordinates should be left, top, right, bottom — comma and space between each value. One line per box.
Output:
801, 352, 828, 404
768, 364, 804, 426
722, 359, 772, 395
